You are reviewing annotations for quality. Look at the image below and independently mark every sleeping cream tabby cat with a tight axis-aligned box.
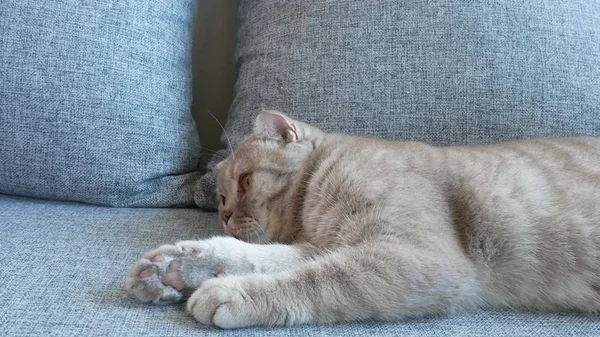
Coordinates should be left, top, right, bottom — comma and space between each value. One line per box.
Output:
126, 110, 600, 328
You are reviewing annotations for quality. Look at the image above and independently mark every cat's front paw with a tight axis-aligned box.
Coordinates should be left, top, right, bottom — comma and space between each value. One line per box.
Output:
187, 277, 263, 329
125, 241, 221, 304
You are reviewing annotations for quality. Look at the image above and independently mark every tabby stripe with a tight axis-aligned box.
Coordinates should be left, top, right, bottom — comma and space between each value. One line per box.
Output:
267, 184, 290, 206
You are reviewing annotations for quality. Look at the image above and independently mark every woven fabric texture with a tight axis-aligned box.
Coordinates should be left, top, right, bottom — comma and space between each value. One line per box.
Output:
1, 195, 599, 336
0, 0, 201, 207
195, 0, 600, 209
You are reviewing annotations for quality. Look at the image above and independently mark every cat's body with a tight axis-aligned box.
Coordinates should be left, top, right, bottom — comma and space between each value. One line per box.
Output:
126, 111, 600, 328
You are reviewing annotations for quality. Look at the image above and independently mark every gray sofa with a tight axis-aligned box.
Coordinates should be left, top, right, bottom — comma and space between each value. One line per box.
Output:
2, 196, 599, 335
2, 0, 600, 336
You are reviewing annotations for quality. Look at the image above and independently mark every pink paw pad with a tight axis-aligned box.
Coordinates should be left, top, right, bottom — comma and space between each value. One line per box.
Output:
163, 261, 186, 291
139, 268, 154, 278
151, 255, 165, 263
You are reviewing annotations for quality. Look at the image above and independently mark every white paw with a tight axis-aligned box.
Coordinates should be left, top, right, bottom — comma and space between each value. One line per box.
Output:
187, 277, 261, 329
125, 241, 218, 304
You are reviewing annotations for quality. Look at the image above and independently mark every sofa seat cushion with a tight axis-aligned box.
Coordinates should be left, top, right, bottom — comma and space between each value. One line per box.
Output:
1, 195, 600, 336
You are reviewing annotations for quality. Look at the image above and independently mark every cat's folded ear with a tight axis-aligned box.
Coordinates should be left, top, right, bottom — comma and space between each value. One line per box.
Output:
215, 159, 228, 173
254, 110, 324, 145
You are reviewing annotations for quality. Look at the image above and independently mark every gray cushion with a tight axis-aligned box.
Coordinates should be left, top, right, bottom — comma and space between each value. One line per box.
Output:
0, 1, 201, 207
195, 0, 600, 209
2, 194, 600, 336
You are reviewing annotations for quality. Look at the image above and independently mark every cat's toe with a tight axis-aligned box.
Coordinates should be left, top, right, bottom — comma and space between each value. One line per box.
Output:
125, 258, 172, 303
127, 240, 230, 304
143, 244, 181, 262
126, 249, 185, 304
187, 278, 259, 329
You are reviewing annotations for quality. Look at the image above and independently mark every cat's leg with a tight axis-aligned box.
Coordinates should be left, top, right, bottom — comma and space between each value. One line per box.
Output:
187, 241, 479, 328
125, 236, 314, 304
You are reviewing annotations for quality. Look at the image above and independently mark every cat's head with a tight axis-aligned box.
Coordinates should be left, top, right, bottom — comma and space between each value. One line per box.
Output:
216, 111, 324, 243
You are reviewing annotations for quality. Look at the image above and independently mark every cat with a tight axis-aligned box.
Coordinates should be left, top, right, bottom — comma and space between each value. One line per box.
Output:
126, 110, 600, 329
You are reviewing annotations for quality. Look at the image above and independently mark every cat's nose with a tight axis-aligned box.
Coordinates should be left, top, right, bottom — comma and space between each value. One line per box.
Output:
221, 211, 232, 225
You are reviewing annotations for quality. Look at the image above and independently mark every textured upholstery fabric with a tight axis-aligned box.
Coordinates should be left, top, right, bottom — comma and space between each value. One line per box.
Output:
1, 195, 600, 336
0, 196, 600, 337
195, 0, 600, 209
0, 0, 201, 207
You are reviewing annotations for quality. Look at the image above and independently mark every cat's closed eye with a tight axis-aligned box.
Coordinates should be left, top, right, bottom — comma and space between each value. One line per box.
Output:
220, 194, 226, 205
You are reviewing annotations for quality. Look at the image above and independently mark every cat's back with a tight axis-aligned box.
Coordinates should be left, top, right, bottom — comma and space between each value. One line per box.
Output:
448, 137, 600, 175
300, 133, 600, 232
445, 137, 600, 219
305, 135, 600, 215
443, 137, 600, 310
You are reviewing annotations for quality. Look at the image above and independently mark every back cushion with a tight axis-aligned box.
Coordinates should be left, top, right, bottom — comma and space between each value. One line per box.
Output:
195, 0, 600, 209
0, 1, 201, 206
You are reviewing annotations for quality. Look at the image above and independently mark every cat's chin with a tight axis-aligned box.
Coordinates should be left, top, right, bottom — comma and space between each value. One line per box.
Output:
234, 235, 250, 242
231, 231, 271, 244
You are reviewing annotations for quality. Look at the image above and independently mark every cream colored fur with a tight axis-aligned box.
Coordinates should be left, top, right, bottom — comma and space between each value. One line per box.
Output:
126, 111, 600, 328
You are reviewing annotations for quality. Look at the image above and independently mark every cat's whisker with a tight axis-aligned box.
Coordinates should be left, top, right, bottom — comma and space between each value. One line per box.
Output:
200, 155, 225, 163
197, 146, 226, 155
255, 212, 274, 222
254, 221, 266, 234
206, 110, 236, 164
233, 227, 243, 239
251, 228, 261, 242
